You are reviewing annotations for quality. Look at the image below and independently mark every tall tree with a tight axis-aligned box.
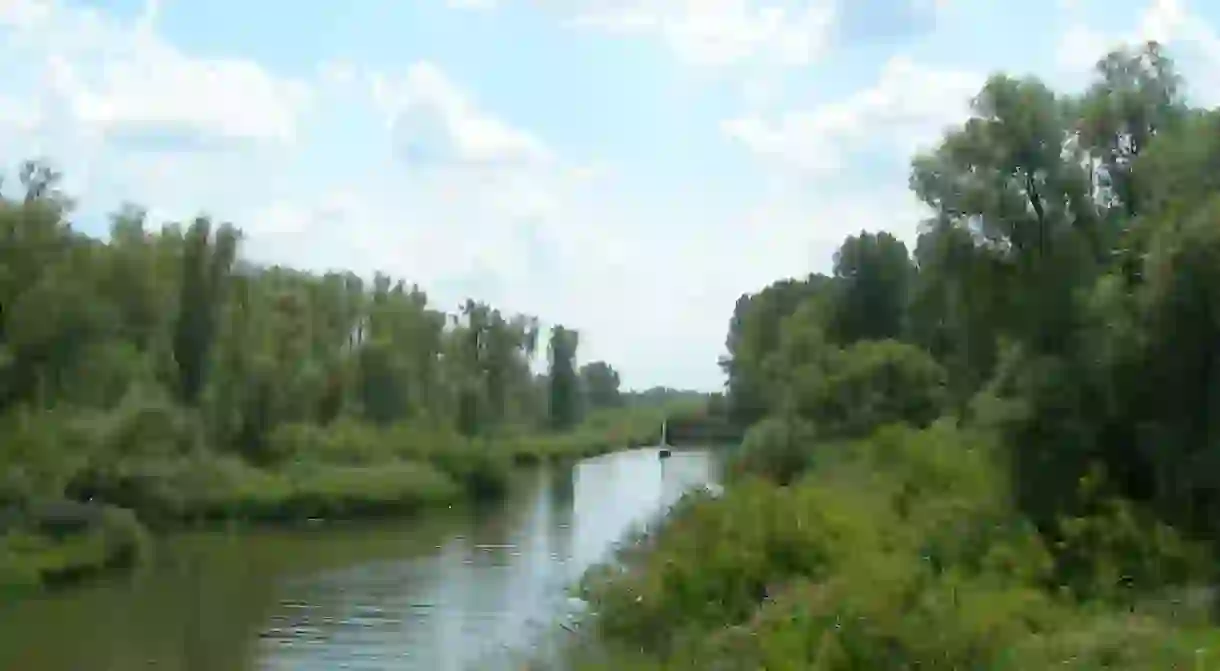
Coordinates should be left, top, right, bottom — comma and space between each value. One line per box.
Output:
173, 217, 238, 406
1076, 40, 1186, 221
547, 325, 580, 430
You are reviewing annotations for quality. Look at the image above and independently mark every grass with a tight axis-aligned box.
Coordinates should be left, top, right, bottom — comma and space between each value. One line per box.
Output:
504, 408, 666, 465
118, 455, 467, 525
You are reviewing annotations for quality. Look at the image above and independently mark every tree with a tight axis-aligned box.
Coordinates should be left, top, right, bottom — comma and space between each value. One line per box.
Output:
910, 73, 1099, 360
1076, 41, 1186, 221
720, 274, 835, 427
580, 361, 622, 412
547, 325, 580, 430
173, 217, 238, 406
0, 156, 637, 508
828, 231, 913, 345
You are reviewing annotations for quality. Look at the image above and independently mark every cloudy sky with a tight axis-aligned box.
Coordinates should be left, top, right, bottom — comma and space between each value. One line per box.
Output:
2, 0, 1219, 391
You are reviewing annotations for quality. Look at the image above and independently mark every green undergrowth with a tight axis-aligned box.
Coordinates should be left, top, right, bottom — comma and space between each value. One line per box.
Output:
548, 421, 1220, 670
1, 402, 663, 595
506, 407, 666, 464
0, 505, 147, 599
78, 454, 467, 528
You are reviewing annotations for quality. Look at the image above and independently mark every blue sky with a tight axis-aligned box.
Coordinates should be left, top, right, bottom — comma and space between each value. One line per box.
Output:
3, 0, 1219, 391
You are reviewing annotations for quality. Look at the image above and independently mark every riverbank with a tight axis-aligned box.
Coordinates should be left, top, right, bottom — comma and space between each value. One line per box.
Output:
1, 173, 706, 601
546, 422, 1220, 669
527, 41, 1220, 670
0, 504, 147, 600
0, 447, 721, 670
0, 408, 666, 596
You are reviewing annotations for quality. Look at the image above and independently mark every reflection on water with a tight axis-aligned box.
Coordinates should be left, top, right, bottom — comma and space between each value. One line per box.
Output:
0, 447, 721, 671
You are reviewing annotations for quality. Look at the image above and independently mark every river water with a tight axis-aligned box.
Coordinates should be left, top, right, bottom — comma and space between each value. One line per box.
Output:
0, 447, 722, 671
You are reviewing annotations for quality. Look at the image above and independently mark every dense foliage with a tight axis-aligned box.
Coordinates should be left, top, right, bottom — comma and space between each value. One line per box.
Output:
0, 160, 677, 591
559, 41, 1220, 669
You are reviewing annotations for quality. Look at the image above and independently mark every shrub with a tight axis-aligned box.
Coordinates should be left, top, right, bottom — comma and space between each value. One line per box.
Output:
283, 461, 460, 519
731, 415, 819, 485
428, 439, 510, 500
1054, 468, 1212, 604
0, 503, 148, 594
1003, 614, 1220, 669
0, 406, 99, 504
568, 423, 1161, 669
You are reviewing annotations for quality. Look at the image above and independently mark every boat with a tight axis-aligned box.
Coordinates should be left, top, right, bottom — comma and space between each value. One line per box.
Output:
658, 420, 671, 458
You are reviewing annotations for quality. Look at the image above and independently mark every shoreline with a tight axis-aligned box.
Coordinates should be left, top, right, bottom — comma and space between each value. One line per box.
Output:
0, 430, 660, 598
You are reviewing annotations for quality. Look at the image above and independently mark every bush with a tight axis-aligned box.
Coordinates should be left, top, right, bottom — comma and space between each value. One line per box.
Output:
505, 411, 659, 464
0, 503, 148, 594
1054, 468, 1212, 604
0, 406, 99, 504
268, 420, 508, 500
147, 455, 294, 523
1003, 614, 1220, 669
731, 415, 818, 485
266, 419, 427, 465
579, 474, 897, 655
566, 422, 1220, 669
789, 339, 948, 439
281, 461, 461, 519
429, 439, 510, 500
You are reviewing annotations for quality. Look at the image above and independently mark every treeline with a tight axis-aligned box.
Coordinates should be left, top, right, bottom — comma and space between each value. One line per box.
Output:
564, 41, 1220, 669
720, 38, 1215, 535
0, 163, 665, 592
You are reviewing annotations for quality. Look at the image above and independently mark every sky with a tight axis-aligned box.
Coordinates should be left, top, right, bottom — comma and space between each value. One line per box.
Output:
2, 0, 1220, 392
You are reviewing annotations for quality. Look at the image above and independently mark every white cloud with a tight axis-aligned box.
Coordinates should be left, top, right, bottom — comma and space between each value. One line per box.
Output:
371, 62, 553, 167
1, 0, 310, 149
568, 0, 836, 67
318, 60, 358, 86
722, 55, 981, 175
1056, 0, 1220, 104
1140, 0, 1188, 43
1056, 24, 1114, 73
447, 0, 836, 68
0, 0, 52, 28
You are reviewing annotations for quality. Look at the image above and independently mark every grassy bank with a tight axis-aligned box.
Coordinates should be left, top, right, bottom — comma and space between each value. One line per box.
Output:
0, 405, 665, 596
66, 410, 666, 529
547, 421, 1220, 670
0, 505, 147, 601
505, 406, 667, 464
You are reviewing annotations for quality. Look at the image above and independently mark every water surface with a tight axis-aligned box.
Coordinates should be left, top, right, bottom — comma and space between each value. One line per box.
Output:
0, 447, 721, 670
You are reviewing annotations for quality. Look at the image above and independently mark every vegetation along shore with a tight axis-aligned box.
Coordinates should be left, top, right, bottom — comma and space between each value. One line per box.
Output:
536, 41, 1220, 670
0, 161, 717, 594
